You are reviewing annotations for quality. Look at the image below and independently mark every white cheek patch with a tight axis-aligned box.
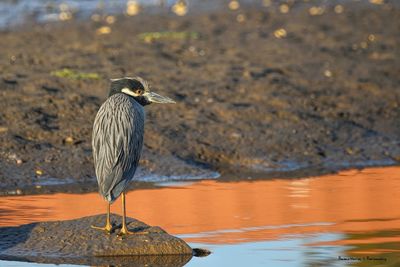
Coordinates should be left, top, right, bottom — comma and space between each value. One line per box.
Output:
111, 77, 136, 82
121, 88, 140, 97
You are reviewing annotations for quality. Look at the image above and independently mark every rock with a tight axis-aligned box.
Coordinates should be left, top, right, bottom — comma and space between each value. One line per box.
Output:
0, 214, 193, 266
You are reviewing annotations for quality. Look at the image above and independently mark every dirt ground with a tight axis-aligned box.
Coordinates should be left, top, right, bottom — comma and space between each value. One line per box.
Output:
0, 1, 399, 194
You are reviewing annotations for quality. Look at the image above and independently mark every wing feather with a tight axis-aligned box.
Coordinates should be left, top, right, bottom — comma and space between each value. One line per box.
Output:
92, 94, 144, 203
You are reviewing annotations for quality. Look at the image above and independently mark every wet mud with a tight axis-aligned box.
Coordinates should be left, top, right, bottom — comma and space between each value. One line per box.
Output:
0, 1, 399, 193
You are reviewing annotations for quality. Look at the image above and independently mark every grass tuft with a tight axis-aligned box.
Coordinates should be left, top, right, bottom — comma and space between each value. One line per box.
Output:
138, 31, 199, 43
51, 68, 100, 80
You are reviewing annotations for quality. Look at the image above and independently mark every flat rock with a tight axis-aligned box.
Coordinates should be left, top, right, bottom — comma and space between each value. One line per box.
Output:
0, 214, 193, 266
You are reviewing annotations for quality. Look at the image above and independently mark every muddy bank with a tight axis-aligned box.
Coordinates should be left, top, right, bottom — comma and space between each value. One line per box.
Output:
0, 1, 399, 192
0, 214, 194, 266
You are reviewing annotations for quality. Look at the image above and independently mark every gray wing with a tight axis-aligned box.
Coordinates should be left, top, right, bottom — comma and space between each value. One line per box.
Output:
92, 94, 144, 203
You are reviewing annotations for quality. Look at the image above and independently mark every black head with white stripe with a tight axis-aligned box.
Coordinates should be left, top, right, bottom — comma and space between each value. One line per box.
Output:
109, 77, 175, 106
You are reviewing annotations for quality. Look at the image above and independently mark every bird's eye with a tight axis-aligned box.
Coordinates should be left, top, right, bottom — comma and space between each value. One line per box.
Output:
135, 89, 143, 95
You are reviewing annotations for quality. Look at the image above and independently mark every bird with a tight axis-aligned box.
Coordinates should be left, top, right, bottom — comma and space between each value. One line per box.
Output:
91, 77, 175, 236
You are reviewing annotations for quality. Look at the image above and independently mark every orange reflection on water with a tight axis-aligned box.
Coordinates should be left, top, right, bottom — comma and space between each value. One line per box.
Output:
0, 166, 399, 245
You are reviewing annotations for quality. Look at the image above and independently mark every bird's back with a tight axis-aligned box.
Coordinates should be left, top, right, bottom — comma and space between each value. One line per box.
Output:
92, 93, 145, 203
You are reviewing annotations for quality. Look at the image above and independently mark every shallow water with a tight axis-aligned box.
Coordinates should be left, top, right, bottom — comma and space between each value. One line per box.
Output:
0, 0, 395, 30
0, 166, 400, 266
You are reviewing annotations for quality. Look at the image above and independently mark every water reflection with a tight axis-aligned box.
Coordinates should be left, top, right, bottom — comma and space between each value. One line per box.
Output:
0, 166, 399, 266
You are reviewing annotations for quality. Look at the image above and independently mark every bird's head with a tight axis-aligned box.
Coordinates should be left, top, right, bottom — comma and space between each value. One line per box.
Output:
109, 77, 176, 106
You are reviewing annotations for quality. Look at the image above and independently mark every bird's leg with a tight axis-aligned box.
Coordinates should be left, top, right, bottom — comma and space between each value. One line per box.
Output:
118, 191, 148, 237
91, 202, 114, 234
119, 192, 133, 236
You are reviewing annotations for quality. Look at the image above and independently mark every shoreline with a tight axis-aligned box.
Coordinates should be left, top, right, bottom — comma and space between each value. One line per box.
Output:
0, 162, 398, 196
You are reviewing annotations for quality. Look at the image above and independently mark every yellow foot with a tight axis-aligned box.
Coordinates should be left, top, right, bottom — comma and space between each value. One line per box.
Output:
117, 226, 148, 239
91, 224, 115, 234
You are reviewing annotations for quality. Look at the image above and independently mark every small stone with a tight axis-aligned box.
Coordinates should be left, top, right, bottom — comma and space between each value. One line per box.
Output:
368, 34, 376, 42
96, 26, 111, 35
172, 0, 188, 16
346, 147, 354, 155
334, 5, 344, 14
59, 11, 72, 21
309, 6, 324, 16
105, 15, 116, 24
324, 70, 332, 77
279, 4, 289, 14
91, 14, 101, 22
230, 132, 241, 139
126, 0, 140, 16
236, 14, 246, 23
274, 28, 287, 39
193, 248, 211, 257
65, 136, 74, 144
228, 0, 240, 10
10, 55, 16, 63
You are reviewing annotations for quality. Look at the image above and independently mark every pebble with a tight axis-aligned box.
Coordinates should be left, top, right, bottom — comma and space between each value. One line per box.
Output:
274, 28, 287, 39
91, 14, 101, 22
65, 136, 74, 144
368, 34, 376, 42
172, 1, 188, 16
309, 6, 324, 16
0, 127, 8, 133
334, 5, 344, 14
7, 189, 22, 195
96, 26, 111, 35
279, 4, 289, 14
126, 0, 140, 16
324, 70, 332, 77
236, 14, 246, 23
106, 16, 116, 24
228, 1, 240, 11
230, 132, 241, 139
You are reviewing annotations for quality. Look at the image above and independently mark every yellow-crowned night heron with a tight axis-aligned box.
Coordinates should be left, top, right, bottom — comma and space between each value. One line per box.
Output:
91, 77, 175, 236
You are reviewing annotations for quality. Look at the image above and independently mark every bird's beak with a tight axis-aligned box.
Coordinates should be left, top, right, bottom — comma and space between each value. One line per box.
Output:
144, 91, 176, 104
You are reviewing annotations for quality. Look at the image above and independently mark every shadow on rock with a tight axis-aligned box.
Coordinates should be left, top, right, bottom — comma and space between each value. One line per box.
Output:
0, 222, 36, 252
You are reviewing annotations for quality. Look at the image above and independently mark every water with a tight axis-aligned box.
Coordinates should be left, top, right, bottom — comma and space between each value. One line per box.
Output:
0, 0, 215, 29
0, 0, 396, 30
0, 166, 399, 266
